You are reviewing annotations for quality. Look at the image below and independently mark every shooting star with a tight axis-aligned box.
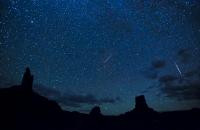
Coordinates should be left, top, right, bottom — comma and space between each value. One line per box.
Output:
103, 54, 112, 64
174, 62, 183, 77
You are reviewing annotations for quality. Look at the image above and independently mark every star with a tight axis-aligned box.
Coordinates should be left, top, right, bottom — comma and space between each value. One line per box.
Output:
30, 20, 34, 24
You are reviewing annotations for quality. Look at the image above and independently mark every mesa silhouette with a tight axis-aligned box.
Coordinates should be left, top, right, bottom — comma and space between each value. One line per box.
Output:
0, 68, 199, 130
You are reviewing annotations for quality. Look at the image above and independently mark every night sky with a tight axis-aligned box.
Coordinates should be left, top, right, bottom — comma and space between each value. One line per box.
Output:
0, 0, 200, 115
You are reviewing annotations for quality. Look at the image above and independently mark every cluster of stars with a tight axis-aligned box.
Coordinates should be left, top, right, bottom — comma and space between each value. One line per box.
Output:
0, 0, 200, 115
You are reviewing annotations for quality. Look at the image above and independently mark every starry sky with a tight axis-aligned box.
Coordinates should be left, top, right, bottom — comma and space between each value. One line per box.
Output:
0, 0, 200, 115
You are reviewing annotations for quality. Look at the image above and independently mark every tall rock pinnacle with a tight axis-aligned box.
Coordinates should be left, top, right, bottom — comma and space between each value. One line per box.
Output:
135, 95, 149, 111
21, 67, 34, 92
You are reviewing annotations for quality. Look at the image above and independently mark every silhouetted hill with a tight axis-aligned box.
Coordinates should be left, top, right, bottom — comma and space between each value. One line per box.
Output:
0, 68, 199, 130
0, 68, 63, 130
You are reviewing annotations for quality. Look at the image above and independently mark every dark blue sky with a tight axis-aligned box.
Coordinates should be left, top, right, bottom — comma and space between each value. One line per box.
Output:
0, 0, 200, 115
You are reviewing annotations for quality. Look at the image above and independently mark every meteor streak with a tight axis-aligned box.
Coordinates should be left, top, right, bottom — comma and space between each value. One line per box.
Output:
174, 62, 183, 77
103, 54, 112, 64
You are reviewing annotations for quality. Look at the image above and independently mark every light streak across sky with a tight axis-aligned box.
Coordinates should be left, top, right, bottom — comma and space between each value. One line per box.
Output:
174, 62, 183, 77
103, 54, 113, 64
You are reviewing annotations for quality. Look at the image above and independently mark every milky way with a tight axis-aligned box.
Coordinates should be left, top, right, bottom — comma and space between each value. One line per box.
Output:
0, 0, 200, 115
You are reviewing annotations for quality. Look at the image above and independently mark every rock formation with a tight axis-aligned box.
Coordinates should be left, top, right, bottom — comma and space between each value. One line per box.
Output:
135, 95, 149, 111
21, 67, 34, 92
134, 95, 156, 115
90, 106, 102, 117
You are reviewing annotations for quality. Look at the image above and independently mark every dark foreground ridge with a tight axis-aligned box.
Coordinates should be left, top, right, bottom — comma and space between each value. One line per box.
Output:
0, 68, 199, 130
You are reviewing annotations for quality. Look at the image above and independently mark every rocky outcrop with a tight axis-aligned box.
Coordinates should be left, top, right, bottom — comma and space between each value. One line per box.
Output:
0, 68, 62, 129
21, 67, 34, 88
133, 95, 156, 115
90, 106, 102, 117
135, 95, 149, 111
